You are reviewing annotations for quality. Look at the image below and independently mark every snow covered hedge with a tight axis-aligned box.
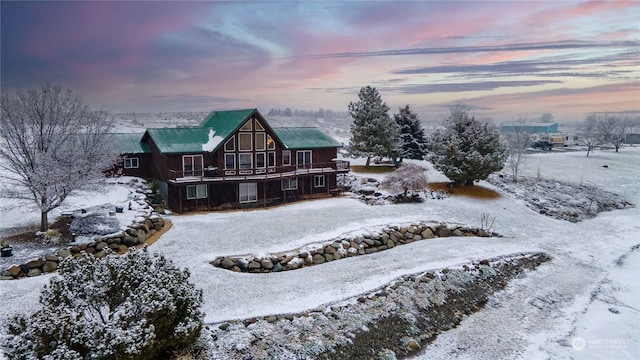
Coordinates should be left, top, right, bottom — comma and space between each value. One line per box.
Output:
1, 248, 204, 359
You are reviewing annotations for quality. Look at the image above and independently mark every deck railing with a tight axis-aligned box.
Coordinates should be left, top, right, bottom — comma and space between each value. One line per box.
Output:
167, 160, 350, 183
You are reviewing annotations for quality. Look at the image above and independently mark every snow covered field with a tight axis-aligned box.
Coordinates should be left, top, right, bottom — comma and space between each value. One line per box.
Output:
1, 147, 639, 359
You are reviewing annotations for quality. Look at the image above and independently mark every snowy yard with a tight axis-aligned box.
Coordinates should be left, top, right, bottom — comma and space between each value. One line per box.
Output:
1, 148, 639, 359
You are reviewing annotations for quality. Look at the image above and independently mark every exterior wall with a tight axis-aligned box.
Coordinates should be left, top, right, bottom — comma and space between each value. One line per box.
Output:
121, 153, 153, 178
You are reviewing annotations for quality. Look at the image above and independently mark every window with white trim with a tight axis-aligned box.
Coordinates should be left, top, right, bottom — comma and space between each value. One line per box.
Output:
183, 155, 203, 177
186, 184, 207, 199
255, 120, 265, 131
297, 150, 312, 169
256, 153, 266, 168
225, 153, 235, 169
239, 133, 252, 151
267, 135, 275, 150
255, 133, 265, 151
282, 150, 291, 166
282, 178, 298, 190
124, 157, 139, 169
240, 121, 252, 131
314, 175, 325, 188
239, 183, 257, 203
267, 152, 276, 167
239, 153, 253, 169
224, 137, 235, 151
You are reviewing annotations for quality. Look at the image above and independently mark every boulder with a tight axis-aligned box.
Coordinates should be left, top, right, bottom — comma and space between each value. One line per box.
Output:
421, 229, 434, 239
137, 229, 147, 243
26, 259, 46, 269
221, 258, 235, 269
27, 268, 41, 277
95, 242, 108, 251
43, 261, 58, 273
7, 266, 21, 277
260, 259, 274, 269
312, 254, 325, 264
57, 249, 72, 258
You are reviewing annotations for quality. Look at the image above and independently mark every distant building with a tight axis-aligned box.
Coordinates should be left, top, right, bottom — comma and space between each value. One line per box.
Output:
500, 123, 559, 134
626, 133, 640, 144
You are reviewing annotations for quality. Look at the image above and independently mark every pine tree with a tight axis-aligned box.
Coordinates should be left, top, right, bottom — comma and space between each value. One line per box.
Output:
2, 249, 204, 359
429, 105, 507, 185
347, 86, 400, 167
394, 105, 428, 160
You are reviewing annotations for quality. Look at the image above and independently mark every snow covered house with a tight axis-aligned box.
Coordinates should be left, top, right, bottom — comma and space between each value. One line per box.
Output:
114, 109, 349, 213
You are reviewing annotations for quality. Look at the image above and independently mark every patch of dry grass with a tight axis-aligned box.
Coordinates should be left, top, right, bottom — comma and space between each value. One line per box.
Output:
428, 182, 501, 199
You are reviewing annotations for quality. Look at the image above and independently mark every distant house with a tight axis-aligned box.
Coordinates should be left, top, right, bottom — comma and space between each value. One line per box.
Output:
114, 109, 349, 213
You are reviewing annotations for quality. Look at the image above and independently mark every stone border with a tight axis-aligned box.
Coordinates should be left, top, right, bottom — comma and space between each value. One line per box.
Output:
207, 252, 551, 359
1, 182, 168, 280
212, 222, 499, 273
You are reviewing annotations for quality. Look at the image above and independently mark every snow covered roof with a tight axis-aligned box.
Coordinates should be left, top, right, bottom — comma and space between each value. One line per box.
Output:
273, 127, 343, 149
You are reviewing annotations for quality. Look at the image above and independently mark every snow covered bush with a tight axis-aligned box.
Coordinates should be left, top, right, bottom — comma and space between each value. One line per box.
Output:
70, 212, 120, 235
429, 105, 507, 185
1, 248, 204, 359
380, 163, 428, 202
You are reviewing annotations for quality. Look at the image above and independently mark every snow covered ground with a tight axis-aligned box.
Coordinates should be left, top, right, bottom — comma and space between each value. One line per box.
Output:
1, 147, 639, 359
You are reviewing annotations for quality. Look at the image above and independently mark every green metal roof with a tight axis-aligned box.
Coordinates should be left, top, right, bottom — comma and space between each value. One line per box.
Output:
112, 133, 150, 154
145, 128, 215, 154
198, 108, 256, 132
273, 127, 343, 149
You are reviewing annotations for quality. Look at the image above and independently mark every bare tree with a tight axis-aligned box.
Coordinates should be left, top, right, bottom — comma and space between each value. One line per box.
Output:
593, 112, 632, 152
578, 114, 602, 157
1, 82, 117, 232
502, 115, 532, 183
380, 162, 428, 200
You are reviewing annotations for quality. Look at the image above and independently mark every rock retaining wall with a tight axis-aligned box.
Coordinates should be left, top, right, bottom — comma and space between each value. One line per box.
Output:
212, 222, 498, 273
1, 185, 167, 280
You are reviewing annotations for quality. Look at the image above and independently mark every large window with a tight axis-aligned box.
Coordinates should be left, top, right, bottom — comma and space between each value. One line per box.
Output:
314, 175, 325, 188
239, 133, 252, 151
225, 153, 235, 169
255, 133, 266, 151
124, 157, 139, 169
297, 150, 312, 169
239, 153, 253, 169
267, 152, 276, 168
282, 150, 291, 166
267, 135, 275, 150
256, 153, 266, 168
282, 178, 298, 190
183, 155, 203, 177
239, 183, 257, 203
186, 184, 207, 199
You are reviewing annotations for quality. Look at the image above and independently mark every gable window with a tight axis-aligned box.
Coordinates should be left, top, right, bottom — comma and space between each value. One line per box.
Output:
267, 135, 275, 150
124, 157, 139, 169
282, 150, 291, 166
297, 150, 312, 169
240, 121, 252, 131
255, 120, 265, 131
314, 175, 325, 188
282, 178, 298, 190
239, 153, 253, 169
255, 133, 266, 151
224, 137, 235, 151
239, 183, 257, 203
239, 133, 252, 151
256, 153, 266, 168
225, 153, 235, 169
267, 152, 276, 167
183, 155, 203, 177
186, 184, 207, 199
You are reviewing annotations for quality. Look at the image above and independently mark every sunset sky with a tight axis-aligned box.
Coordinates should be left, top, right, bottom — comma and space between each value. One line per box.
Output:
2, 1, 639, 122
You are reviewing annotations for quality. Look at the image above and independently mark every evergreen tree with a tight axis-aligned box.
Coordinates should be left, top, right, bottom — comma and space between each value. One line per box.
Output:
347, 86, 400, 167
2, 249, 204, 359
394, 105, 428, 160
429, 105, 507, 185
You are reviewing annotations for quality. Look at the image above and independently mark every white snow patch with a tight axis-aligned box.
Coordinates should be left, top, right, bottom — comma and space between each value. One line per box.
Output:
202, 129, 224, 152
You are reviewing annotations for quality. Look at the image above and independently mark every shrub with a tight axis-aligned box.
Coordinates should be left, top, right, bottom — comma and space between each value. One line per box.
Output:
380, 162, 428, 201
2, 249, 204, 359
